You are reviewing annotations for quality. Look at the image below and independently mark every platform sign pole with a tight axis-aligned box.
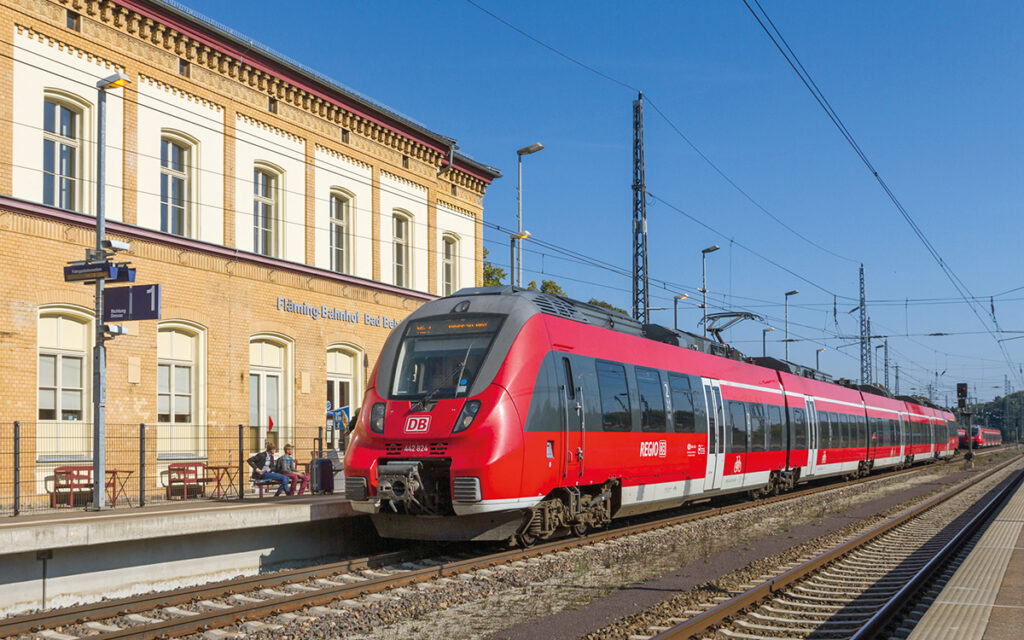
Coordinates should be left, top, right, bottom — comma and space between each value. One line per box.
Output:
91, 81, 110, 511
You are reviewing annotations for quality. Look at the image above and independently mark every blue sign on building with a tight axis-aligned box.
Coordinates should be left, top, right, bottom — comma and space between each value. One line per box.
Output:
104, 285, 161, 321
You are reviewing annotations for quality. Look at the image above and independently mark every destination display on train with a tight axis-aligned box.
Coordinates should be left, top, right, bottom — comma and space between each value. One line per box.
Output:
408, 316, 499, 336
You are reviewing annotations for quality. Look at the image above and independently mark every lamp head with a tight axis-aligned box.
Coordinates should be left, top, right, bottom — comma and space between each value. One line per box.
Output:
98, 72, 131, 90
763, 327, 775, 333
517, 143, 544, 156
785, 289, 799, 297
674, 294, 688, 300
702, 245, 720, 254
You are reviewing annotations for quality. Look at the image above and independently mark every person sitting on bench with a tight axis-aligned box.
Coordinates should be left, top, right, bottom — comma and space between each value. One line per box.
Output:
275, 444, 309, 495
247, 442, 291, 496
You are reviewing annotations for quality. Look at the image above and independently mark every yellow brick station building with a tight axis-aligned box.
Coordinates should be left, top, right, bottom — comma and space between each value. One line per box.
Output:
0, 0, 499, 506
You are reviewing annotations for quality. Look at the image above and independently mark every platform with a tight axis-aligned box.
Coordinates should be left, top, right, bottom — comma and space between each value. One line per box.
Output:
908, 475, 1024, 639
0, 492, 356, 555
0, 492, 382, 616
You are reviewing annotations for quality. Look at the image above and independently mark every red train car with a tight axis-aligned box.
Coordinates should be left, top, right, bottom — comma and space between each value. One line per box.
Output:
344, 288, 956, 543
971, 426, 1003, 448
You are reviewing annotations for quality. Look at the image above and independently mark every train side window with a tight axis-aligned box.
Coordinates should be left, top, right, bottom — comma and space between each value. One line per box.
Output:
726, 400, 747, 454
596, 361, 632, 431
749, 403, 766, 452
562, 357, 575, 400
668, 373, 696, 433
819, 411, 831, 449
768, 405, 784, 450
791, 407, 807, 450
636, 367, 666, 432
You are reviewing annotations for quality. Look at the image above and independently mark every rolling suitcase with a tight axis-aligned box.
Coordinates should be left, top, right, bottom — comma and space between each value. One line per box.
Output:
311, 458, 334, 494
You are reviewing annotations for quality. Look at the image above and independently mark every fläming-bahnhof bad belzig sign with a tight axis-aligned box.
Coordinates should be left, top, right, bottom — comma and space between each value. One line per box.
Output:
276, 297, 400, 329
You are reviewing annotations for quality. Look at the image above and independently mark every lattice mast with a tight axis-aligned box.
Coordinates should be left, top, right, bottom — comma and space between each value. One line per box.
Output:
859, 264, 871, 385
632, 93, 650, 325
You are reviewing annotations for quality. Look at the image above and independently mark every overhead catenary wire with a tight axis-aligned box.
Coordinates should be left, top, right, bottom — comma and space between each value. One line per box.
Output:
4, 24, 1009, 394
462, 0, 859, 266
740, 0, 1024, 388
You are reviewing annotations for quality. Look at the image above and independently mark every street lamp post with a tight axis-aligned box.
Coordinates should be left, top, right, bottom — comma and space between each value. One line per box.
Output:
91, 72, 129, 510
516, 143, 543, 287
700, 245, 720, 338
673, 294, 688, 331
816, 347, 826, 371
510, 231, 530, 286
784, 290, 799, 360
762, 327, 774, 357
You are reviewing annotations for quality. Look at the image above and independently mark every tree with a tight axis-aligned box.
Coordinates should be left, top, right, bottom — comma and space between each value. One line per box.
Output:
527, 279, 565, 295
482, 247, 506, 286
587, 298, 628, 316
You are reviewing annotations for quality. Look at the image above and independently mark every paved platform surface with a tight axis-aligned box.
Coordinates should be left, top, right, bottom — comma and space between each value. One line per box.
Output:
0, 492, 354, 555
908, 476, 1024, 640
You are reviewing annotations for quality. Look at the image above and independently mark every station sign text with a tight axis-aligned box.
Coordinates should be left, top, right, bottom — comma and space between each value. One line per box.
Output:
276, 297, 399, 329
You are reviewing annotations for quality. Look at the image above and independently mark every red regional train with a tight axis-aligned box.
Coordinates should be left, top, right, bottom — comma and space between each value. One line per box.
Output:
343, 288, 958, 543
959, 426, 1003, 448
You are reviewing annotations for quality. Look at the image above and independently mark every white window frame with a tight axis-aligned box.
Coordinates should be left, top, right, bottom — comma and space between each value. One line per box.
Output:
159, 131, 198, 238
42, 93, 87, 212
441, 233, 459, 296
157, 321, 207, 459
253, 163, 283, 257
393, 210, 412, 287
37, 305, 93, 462
249, 333, 294, 453
329, 189, 353, 274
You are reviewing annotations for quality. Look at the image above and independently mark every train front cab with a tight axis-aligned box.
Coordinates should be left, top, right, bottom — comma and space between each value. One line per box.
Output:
343, 292, 552, 542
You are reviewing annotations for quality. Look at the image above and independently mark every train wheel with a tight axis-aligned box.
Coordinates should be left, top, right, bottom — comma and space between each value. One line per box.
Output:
571, 522, 588, 537
516, 531, 537, 547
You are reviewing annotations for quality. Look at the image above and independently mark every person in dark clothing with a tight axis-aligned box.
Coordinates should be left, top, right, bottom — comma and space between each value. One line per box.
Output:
247, 442, 291, 496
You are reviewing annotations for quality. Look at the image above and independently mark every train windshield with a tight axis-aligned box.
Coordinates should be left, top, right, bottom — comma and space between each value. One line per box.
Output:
390, 315, 503, 400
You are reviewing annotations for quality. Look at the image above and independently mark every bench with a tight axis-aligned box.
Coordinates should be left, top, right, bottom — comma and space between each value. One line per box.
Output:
50, 465, 97, 508
252, 462, 309, 497
166, 462, 212, 500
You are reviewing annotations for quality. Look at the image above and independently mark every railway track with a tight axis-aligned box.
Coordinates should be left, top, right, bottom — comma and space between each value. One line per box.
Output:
2, 452, 1008, 640
623, 455, 1022, 640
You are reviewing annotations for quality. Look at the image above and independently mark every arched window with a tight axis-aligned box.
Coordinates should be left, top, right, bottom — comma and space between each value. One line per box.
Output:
157, 322, 205, 458
393, 210, 411, 287
327, 343, 364, 445
442, 234, 459, 296
249, 334, 292, 451
253, 163, 283, 257
160, 132, 197, 237
37, 306, 92, 460
329, 189, 352, 274
42, 93, 87, 211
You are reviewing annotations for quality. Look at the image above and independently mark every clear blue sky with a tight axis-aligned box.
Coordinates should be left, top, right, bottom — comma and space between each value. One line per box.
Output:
186, 0, 1024, 404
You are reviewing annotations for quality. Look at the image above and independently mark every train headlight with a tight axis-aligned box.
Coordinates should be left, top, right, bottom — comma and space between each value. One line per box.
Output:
452, 400, 482, 433
369, 402, 386, 434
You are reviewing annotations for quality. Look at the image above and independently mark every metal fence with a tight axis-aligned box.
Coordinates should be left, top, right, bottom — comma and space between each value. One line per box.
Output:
0, 422, 329, 516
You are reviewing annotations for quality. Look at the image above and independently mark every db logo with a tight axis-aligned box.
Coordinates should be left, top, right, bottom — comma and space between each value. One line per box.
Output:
404, 415, 431, 433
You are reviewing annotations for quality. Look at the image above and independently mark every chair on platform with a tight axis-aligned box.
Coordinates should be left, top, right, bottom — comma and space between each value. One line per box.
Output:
166, 462, 212, 500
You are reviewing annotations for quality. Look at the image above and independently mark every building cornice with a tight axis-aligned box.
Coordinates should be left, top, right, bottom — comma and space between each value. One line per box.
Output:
0, 195, 436, 302
52, 0, 499, 189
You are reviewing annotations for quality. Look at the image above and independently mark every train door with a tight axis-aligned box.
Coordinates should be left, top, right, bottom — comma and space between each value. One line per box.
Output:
702, 380, 726, 491
559, 356, 584, 482
806, 399, 819, 475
